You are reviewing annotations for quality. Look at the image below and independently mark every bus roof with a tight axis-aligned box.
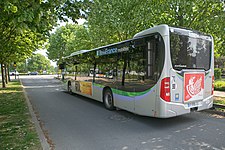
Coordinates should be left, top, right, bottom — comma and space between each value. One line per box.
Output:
64, 24, 170, 59
133, 24, 169, 38
91, 39, 132, 51
63, 50, 91, 59
63, 39, 132, 59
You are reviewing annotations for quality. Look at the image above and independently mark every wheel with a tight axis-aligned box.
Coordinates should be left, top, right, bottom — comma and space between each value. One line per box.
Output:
103, 88, 115, 110
68, 82, 72, 94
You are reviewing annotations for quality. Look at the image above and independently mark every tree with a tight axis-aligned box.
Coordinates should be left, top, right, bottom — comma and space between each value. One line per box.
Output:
0, 0, 54, 87
148, 0, 225, 57
47, 24, 92, 62
87, 0, 146, 46
27, 54, 53, 73
0, 0, 86, 87
11, 61, 27, 73
86, 0, 225, 55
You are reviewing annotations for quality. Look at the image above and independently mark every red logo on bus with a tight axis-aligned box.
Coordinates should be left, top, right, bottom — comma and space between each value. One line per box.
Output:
184, 73, 204, 101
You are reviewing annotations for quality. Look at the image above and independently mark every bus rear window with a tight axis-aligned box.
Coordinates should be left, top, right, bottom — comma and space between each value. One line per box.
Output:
170, 31, 212, 71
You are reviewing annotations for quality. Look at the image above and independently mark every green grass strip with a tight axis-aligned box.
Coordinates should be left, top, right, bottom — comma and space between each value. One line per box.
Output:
214, 79, 225, 91
0, 81, 41, 150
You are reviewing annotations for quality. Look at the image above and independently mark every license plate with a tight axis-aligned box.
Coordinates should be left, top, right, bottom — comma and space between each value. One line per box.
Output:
186, 101, 201, 108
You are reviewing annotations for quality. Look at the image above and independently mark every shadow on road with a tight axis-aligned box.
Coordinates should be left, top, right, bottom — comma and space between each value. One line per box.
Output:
65, 91, 197, 130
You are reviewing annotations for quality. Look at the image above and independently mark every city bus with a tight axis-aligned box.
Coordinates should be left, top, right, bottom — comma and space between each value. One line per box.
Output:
62, 24, 214, 118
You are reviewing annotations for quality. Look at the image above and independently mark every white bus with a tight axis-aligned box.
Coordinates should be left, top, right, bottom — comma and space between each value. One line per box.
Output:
62, 24, 214, 118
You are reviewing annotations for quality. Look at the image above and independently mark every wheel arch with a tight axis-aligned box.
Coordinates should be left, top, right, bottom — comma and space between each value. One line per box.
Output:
102, 86, 115, 110
67, 80, 71, 86
102, 86, 113, 100
67, 80, 73, 94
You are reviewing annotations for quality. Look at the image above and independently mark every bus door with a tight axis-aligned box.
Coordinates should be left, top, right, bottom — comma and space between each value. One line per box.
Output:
130, 38, 158, 115
113, 53, 135, 112
114, 85, 135, 112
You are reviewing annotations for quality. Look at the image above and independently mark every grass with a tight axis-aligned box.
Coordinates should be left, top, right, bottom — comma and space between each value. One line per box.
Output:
213, 96, 225, 113
214, 96, 225, 105
0, 81, 41, 150
214, 78, 225, 91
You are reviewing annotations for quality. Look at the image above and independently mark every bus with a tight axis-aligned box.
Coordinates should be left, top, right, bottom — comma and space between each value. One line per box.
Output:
62, 24, 214, 118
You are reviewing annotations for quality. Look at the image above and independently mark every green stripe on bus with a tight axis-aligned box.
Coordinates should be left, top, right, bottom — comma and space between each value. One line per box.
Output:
93, 83, 154, 97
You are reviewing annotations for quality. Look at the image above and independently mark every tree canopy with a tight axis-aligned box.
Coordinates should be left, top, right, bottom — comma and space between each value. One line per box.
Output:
1, 0, 224, 88
0, 0, 86, 63
87, 0, 225, 56
27, 53, 54, 73
48, 0, 224, 64
0, 0, 85, 87
47, 24, 92, 62
11, 54, 55, 74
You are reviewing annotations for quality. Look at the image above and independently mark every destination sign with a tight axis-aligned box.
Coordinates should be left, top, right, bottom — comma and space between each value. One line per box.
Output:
97, 46, 129, 56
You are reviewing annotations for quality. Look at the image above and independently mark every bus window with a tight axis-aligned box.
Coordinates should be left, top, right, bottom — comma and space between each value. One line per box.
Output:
170, 31, 211, 71
76, 63, 93, 82
94, 53, 118, 87
126, 35, 164, 92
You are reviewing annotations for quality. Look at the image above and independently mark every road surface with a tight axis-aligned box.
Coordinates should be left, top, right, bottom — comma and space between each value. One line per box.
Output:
21, 75, 225, 150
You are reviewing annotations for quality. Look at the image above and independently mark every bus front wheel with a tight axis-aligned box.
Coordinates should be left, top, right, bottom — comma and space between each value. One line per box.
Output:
68, 82, 72, 94
103, 88, 115, 110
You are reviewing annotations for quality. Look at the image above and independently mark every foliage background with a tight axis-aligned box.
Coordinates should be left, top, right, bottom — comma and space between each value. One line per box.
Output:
1, 0, 224, 86
47, 0, 225, 62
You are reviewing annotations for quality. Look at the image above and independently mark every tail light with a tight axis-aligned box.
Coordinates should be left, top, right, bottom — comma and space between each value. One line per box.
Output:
212, 76, 214, 95
160, 77, 170, 102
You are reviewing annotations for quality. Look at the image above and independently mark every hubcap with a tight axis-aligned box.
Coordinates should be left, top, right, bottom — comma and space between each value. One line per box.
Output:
68, 85, 72, 92
105, 92, 112, 107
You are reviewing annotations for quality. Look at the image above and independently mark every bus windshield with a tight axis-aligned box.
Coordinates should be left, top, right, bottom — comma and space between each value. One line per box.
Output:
170, 28, 212, 71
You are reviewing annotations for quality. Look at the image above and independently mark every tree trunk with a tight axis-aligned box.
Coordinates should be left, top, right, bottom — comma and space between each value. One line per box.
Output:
7, 64, 11, 82
5, 64, 8, 84
1, 63, 6, 88
14, 69, 17, 80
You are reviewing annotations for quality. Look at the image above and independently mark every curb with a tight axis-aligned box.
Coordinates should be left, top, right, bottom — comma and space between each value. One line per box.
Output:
20, 79, 51, 150
213, 104, 225, 109
205, 104, 225, 116
205, 109, 225, 117
214, 91, 225, 98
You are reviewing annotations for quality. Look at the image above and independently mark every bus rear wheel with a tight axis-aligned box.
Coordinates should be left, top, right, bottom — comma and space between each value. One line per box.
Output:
103, 88, 115, 110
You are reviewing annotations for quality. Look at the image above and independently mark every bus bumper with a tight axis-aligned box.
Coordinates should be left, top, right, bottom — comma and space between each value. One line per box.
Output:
157, 95, 213, 118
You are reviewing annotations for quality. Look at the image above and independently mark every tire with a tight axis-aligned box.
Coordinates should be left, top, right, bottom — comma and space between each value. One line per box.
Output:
68, 82, 72, 94
103, 88, 115, 110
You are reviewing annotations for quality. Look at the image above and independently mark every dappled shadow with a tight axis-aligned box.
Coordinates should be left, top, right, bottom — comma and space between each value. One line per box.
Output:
62, 92, 225, 150
111, 109, 197, 130
24, 76, 225, 150
0, 81, 22, 94
63, 91, 104, 108
21, 77, 62, 89
64, 91, 196, 129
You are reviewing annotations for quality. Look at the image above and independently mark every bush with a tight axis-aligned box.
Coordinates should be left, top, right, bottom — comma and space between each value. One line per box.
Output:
214, 68, 222, 80
214, 80, 225, 91
222, 68, 225, 76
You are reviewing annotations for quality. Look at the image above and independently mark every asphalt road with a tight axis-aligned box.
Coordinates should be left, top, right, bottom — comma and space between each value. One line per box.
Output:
21, 75, 225, 150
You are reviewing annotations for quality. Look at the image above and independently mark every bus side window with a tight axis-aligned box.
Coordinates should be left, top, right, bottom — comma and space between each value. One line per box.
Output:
127, 36, 159, 92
